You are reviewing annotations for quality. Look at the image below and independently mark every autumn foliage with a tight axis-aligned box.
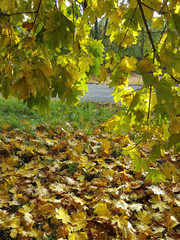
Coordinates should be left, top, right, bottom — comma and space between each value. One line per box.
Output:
0, 0, 180, 239
0, 125, 180, 239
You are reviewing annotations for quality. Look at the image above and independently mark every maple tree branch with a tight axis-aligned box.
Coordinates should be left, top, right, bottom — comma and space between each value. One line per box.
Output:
34, 0, 42, 25
139, 0, 168, 14
32, 0, 42, 36
157, 24, 167, 44
138, 0, 180, 84
169, 74, 180, 84
160, 0, 169, 13
137, 0, 157, 60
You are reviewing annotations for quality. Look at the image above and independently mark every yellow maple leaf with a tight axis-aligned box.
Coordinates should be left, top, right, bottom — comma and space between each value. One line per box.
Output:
93, 202, 112, 219
112, 215, 135, 238
71, 210, 87, 231
120, 56, 137, 73
68, 232, 88, 240
101, 138, 111, 154
10, 229, 18, 239
138, 59, 156, 73
150, 195, 170, 212
19, 203, 35, 213
99, 65, 107, 83
50, 182, 68, 194
55, 207, 71, 224
169, 116, 180, 134
38, 203, 55, 216
136, 210, 152, 225
163, 161, 179, 181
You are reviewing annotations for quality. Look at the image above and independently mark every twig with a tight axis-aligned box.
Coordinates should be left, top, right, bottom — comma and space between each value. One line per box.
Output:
140, 0, 168, 14
137, 0, 180, 84
147, 85, 152, 122
33, 0, 42, 30
137, 0, 157, 60
160, 0, 168, 13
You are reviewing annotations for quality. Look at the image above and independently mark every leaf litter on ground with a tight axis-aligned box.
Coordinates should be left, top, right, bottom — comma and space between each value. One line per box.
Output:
0, 123, 180, 240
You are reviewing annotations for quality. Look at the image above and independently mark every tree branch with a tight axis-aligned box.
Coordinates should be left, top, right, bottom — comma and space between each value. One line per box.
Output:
137, 0, 180, 84
137, 0, 157, 60
31, 0, 42, 35
140, 1, 168, 14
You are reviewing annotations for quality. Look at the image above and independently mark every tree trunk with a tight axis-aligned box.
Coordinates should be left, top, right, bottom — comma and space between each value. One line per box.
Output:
95, 17, 98, 40
103, 18, 109, 38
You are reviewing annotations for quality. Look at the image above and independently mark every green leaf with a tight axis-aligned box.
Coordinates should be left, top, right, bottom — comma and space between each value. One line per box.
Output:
12, 76, 30, 100
132, 156, 149, 172
129, 92, 140, 112
146, 169, 166, 183
172, 14, 180, 35
166, 133, 180, 149
163, 161, 179, 181
43, 11, 75, 49
148, 144, 162, 162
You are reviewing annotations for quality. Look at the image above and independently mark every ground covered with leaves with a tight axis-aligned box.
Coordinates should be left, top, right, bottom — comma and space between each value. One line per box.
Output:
0, 124, 180, 240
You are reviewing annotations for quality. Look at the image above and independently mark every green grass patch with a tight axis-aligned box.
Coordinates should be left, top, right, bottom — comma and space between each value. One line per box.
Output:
0, 98, 122, 134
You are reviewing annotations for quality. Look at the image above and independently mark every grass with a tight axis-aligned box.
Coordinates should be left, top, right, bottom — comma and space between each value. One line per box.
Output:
0, 98, 122, 134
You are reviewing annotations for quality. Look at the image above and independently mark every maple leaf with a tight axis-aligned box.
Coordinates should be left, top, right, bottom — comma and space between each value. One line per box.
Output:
112, 215, 136, 239
146, 169, 166, 183
50, 183, 68, 194
68, 232, 88, 240
93, 202, 112, 219
120, 56, 137, 73
71, 210, 87, 231
55, 208, 71, 224
38, 203, 55, 216
150, 195, 170, 212
43, 11, 75, 49
138, 59, 156, 74
22, 21, 36, 32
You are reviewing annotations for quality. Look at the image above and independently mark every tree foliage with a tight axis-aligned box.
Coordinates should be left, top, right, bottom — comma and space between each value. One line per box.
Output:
0, 0, 180, 182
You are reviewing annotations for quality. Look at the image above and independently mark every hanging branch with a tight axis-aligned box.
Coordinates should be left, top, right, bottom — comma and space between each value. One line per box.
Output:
137, 0, 157, 60
160, 0, 168, 13
31, 0, 42, 35
137, 0, 180, 83
140, 1, 168, 14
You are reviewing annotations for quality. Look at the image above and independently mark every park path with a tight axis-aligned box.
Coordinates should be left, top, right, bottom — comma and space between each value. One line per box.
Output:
80, 84, 141, 104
